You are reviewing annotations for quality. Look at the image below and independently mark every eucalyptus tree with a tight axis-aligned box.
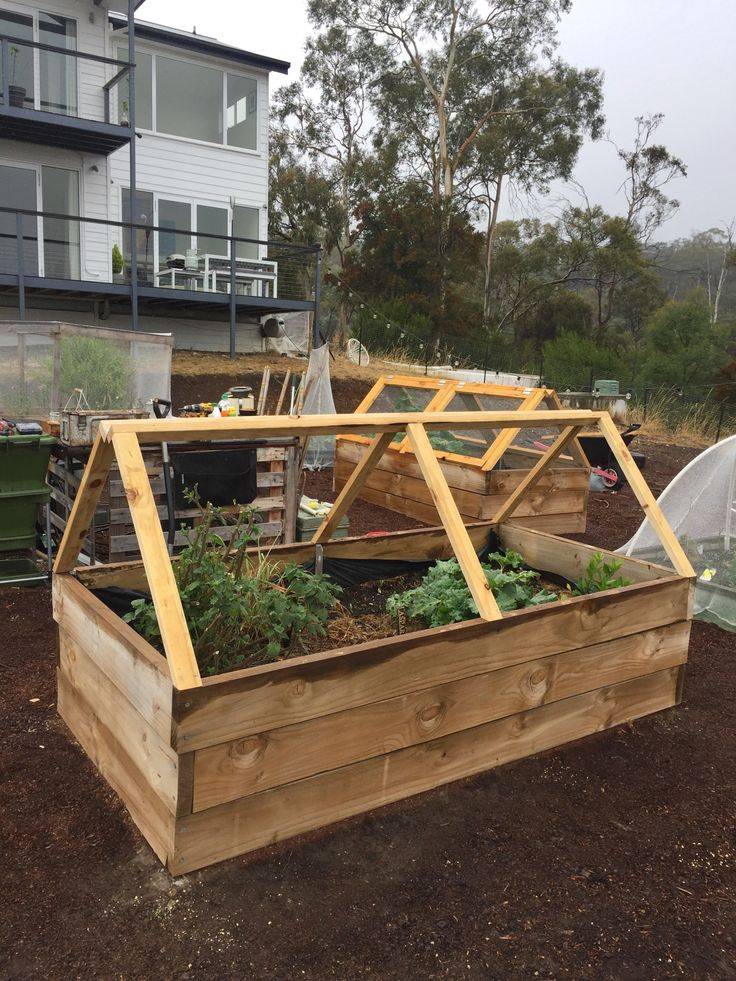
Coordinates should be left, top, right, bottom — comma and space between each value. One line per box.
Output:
273, 26, 391, 343
310, 0, 584, 327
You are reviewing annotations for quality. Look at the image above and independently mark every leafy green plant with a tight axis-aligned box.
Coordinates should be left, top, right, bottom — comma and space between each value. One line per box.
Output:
387, 551, 557, 627
124, 503, 341, 675
111, 243, 124, 275
571, 552, 631, 595
60, 335, 132, 409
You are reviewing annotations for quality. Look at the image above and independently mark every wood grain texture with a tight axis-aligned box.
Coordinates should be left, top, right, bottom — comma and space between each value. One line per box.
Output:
191, 621, 689, 811
53, 434, 115, 573
312, 432, 395, 543
171, 668, 679, 873
112, 432, 202, 691
172, 576, 690, 752
58, 670, 175, 865
59, 630, 179, 814
407, 423, 502, 621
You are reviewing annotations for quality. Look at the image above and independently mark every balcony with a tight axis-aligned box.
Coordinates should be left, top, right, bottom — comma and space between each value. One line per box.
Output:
0, 34, 133, 154
0, 206, 320, 325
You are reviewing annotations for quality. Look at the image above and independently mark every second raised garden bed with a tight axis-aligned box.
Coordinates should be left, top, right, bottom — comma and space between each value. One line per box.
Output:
52, 408, 694, 873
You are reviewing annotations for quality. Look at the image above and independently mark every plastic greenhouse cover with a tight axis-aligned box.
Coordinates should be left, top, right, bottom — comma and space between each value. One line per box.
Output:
620, 434, 736, 631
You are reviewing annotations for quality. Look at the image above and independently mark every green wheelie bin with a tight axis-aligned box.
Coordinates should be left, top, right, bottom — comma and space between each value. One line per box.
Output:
0, 434, 56, 585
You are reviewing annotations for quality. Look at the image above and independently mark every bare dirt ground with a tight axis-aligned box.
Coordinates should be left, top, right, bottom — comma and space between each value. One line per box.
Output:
1, 375, 734, 978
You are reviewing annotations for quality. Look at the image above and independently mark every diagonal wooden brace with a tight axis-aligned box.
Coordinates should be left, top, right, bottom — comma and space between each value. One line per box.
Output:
312, 431, 395, 544
54, 434, 115, 574
407, 423, 502, 621
491, 425, 585, 526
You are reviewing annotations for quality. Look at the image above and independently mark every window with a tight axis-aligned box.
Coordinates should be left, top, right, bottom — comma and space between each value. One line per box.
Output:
39, 13, 77, 116
227, 74, 257, 150
122, 188, 154, 280
116, 46, 152, 130
0, 10, 34, 108
112, 46, 258, 148
42, 166, 79, 278
0, 164, 38, 275
158, 199, 192, 264
196, 205, 228, 256
157, 56, 222, 144
234, 205, 260, 260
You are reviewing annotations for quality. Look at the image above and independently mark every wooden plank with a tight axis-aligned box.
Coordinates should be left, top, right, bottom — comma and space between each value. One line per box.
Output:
171, 668, 679, 873
54, 434, 115, 574
192, 621, 689, 810
275, 370, 292, 415
597, 413, 695, 578
112, 432, 202, 692
497, 524, 672, 585
256, 366, 271, 415
59, 630, 179, 813
53, 576, 172, 740
491, 425, 585, 525
172, 576, 690, 752
335, 458, 586, 521
480, 389, 548, 472
336, 437, 489, 492
109, 520, 283, 554
97, 409, 602, 445
407, 423, 502, 621
547, 389, 590, 468
58, 669, 175, 865
313, 432, 395, 543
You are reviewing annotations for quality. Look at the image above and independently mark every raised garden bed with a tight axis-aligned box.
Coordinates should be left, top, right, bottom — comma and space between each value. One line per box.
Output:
52, 409, 695, 873
335, 375, 591, 534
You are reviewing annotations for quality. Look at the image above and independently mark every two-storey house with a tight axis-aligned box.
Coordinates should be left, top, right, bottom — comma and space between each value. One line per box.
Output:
0, 0, 319, 352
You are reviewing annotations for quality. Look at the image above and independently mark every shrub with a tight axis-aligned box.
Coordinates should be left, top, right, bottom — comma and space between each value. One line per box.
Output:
111, 243, 124, 276
542, 331, 629, 391
124, 504, 341, 675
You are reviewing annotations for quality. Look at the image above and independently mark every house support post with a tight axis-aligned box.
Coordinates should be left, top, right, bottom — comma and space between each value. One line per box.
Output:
15, 212, 26, 319
127, 0, 139, 331
312, 247, 322, 350
229, 230, 236, 359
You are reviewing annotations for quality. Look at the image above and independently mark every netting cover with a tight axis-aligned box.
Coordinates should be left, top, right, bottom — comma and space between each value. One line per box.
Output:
620, 434, 736, 631
0, 321, 172, 419
301, 344, 336, 469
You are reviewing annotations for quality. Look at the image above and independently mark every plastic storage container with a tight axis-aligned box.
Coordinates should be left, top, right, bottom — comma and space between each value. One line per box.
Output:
0, 434, 55, 584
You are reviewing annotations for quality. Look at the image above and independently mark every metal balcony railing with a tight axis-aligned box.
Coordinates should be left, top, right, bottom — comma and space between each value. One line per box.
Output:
0, 206, 321, 317
0, 33, 133, 134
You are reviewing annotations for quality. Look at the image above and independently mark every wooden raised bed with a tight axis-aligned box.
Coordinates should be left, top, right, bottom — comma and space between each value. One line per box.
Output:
335, 375, 591, 533
52, 409, 694, 873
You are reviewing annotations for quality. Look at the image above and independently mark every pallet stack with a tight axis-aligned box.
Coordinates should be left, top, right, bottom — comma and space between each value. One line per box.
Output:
48, 439, 299, 564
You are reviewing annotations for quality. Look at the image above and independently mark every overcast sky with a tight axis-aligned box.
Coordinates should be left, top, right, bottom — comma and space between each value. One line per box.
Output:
141, 0, 735, 240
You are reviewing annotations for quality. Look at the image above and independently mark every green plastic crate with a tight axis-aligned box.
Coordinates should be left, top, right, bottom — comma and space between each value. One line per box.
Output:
296, 511, 350, 542
0, 435, 55, 555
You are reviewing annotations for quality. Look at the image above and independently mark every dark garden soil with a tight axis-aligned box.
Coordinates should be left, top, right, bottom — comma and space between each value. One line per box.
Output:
2, 436, 735, 979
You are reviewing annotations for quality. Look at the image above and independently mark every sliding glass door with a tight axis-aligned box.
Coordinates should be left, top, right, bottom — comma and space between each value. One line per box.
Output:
41, 166, 79, 279
0, 165, 38, 275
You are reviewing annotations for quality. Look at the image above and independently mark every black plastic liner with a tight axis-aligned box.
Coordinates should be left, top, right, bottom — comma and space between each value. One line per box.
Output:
169, 448, 258, 508
91, 528, 574, 621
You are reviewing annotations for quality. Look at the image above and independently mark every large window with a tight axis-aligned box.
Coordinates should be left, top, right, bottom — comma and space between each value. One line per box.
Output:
227, 74, 257, 150
158, 199, 191, 264
0, 10, 34, 109
234, 205, 259, 260
113, 45, 258, 149
116, 46, 152, 130
196, 205, 228, 256
157, 56, 223, 144
41, 166, 79, 279
39, 13, 77, 116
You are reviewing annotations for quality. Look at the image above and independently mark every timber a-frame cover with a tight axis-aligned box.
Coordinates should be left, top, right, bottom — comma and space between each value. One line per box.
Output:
54, 409, 695, 692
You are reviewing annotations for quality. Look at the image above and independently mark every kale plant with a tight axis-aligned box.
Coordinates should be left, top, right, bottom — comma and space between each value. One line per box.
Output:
387, 550, 558, 627
124, 502, 341, 675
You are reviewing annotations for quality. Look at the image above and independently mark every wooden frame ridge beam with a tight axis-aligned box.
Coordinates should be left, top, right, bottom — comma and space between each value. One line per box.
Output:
596, 413, 695, 578
54, 434, 115, 574
98, 409, 601, 444
111, 432, 203, 691
312, 432, 395, 543
491, 425, 585, 526
480, 389, 548, 472
407, 423, 502, 622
